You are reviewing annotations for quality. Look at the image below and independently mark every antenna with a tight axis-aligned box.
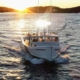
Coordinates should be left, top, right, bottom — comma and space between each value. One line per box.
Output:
38, 0, 39, 13
37, 0, 39, 36
48, 0, 52, 34
50, 0, 52, 34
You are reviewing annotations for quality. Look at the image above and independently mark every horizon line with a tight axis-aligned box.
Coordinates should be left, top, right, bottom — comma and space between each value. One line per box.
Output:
0, 5, 80, 10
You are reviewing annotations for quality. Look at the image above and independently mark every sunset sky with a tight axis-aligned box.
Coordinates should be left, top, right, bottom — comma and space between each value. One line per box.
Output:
0, 0, 80, 10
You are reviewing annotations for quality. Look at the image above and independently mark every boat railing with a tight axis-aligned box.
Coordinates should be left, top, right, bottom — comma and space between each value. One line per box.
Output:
26, 36, 59, 42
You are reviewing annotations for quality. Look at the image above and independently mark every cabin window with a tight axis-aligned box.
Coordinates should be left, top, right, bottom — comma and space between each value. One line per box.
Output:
46, 37, 51, 42
53, 37, 58, 42
32, 37, 38, 42
39, 37, 45, 42
30, 43, 36, 47
24, 40, 29, 46
39, 37, 43, 42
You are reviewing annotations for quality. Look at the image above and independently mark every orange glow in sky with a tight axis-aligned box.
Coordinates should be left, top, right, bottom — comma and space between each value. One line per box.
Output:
0, 0, 80, 10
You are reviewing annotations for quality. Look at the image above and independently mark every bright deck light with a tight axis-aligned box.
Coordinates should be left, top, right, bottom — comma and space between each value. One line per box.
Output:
36, 20, 51, 27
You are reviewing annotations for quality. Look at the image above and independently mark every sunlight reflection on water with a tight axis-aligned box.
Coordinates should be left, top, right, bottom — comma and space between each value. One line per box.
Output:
0, 13, 80, 80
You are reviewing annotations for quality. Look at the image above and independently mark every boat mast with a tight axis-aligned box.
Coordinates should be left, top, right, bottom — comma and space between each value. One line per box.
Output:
50, 0, 52, 60
50, 0, 52, 34
38, 0, 39, 13
48, 0, 52, 34
37, 0, 39, 36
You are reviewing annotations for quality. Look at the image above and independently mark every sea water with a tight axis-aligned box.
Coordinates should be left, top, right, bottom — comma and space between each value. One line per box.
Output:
0, 12, 80, 80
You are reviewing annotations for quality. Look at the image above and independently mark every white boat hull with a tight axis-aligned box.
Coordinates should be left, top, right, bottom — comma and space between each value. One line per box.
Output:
21, 42, 60, 61
28, 46, 60, 61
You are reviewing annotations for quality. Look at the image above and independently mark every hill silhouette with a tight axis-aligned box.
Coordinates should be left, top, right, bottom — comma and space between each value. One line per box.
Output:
26, 6, 80, 13
0, 7, 17, 12
0, 6, 80, 13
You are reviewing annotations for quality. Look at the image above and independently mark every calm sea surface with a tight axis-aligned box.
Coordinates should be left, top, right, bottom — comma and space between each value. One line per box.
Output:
0, 13, 80, 80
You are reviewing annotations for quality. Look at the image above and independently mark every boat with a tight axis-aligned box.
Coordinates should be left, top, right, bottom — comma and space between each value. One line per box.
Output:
21, 19, 61, 62
20, 0, 62, 62
21, 0, 71, 63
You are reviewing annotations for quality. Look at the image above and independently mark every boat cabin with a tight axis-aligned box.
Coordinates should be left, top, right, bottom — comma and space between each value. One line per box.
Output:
24, 33, 59, 47
31, 36, 58, 42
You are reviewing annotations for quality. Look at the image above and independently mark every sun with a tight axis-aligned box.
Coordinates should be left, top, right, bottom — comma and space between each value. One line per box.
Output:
18, 7, 26, 11
11, 0, 31, 11
14, 5, 26, 11
9, 0, 38, 12
7, 0, 39, 12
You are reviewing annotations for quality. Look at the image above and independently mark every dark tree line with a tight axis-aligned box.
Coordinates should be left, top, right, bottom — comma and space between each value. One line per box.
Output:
0, 6, 80, 13
0, 7, 17, 12
27, 6, 80, 13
